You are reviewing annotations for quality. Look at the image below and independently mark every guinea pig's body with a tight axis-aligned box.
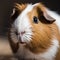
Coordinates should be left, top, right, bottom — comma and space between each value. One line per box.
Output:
8, 3, 60, 60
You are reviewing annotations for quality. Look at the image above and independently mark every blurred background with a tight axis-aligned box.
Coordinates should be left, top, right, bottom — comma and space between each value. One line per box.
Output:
0, 0, 60, 60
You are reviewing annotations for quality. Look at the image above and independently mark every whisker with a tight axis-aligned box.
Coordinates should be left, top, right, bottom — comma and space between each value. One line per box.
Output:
25, 33, 32, 35
24, 35, 32, 40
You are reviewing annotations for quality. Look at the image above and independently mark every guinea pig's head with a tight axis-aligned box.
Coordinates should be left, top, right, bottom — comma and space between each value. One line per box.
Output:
11, 3, 56, 53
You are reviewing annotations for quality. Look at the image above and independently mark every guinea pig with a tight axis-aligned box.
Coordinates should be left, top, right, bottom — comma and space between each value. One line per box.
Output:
8, 2, 60, 60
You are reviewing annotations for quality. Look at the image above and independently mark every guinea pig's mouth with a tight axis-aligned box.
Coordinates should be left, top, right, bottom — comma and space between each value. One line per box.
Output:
18, 36, 26, 44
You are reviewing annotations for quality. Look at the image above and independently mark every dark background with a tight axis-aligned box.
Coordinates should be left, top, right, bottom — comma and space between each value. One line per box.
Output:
0, 0, 60, 37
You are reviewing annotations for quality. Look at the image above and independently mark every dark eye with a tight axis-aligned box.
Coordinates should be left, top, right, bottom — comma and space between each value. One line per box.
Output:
33, 16, 38, 24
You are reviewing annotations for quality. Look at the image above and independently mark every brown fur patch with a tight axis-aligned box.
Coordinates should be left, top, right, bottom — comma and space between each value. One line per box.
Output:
34, 3, 47, 13
25, 3, 60, 54
14, 3, 27, 12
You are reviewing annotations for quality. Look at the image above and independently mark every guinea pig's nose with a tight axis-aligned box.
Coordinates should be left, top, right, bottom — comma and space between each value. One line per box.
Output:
20, 31, 25, 35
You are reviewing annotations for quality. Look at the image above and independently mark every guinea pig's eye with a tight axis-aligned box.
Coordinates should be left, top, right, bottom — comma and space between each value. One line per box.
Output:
33, 16, 38, 24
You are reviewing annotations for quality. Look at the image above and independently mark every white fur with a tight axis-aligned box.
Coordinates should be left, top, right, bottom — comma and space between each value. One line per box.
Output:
46, 8, 60, 31
13, 4, 34, 43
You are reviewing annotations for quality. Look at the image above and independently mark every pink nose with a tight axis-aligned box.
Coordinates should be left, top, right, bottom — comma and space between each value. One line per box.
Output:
20, 31, 25, 35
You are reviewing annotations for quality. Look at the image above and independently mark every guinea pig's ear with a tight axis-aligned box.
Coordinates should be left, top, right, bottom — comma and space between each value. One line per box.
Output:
35, 3, 56, 24
11, 3, 21, 20
11, 3, 27, 20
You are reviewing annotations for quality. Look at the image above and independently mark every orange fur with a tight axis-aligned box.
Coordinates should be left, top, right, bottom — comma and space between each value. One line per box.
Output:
14, 3, 27, 12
